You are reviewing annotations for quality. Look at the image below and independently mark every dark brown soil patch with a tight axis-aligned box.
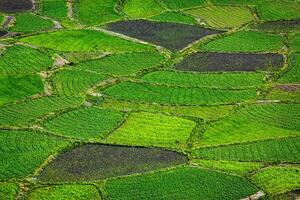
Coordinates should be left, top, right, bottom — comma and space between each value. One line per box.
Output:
250, 20, 300, 32
105, 20, 223, 51
38, 144, 187, 182
275, 84, 300, 92
174, 52, 284, 72
0, 0, 33, 13
0, 31, 7, 37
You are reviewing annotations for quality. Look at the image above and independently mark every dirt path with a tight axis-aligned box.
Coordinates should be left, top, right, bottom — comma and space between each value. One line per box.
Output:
67, 0, 74, 19
2, 16, 14, 29
241, 191, 265, 200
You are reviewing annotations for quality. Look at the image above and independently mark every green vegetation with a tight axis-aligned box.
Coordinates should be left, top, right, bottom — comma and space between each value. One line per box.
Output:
201, 31, 284, 52
278, 53, 300, 84
0, 183, 18, 200
103, 82, 257, 105
0, 130, 70, 179
0, 74, 44, 106
40, 0, 67, 19
186, 5, 255, 28
199, 103, 300, 147
106, 112, 196, 148
52, 69, 108, 96
44, 107, 123, 140
160, 0, 205, 9
150, 11, 197, 25
106, 167, 258, 200
123, 0, 164, 18
0, 45, 53, 74
75, 52, 165, 76
210, 0, 263, 6
27, 185, 100, 200
0, 96, 84, 127
20, 29, 154, 52
290, 34, 300, 52
192, 137, 300, 163
142, 71, 265, 89
191, 159, 264, 175
266, 86, 300, 101
74, 0, 121, 25
9, 13, 53, 33
251, 166, 300, 194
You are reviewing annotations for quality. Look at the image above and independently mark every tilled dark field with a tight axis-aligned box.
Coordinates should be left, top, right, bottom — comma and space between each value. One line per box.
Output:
38, 144, 187, 182
174, 52, 284, 72
105, 20, 223, 51
250, 20, 300, 32
0, 0, 33, 13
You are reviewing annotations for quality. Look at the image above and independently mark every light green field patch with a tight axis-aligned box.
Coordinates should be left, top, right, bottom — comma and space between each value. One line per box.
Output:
27, 185, 101, 200
201, 31, 284, 52
210, 0, 263, 6
0, 183, 18, 200
123, 0, 164, 18
20, 29, 154, 52
9, 13, 53, 33
150, 11, 197, 25
191, 159, 264, 176
44, 107, 124, 140
105, 112, 196, 148
251, 166, 300, 194
40, 0, 67, 19
160, 0, 205, 10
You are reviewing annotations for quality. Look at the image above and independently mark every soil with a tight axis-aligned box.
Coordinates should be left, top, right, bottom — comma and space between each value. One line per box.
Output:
174, 52, 284, 72
275, 84, 300, 92
251, 20, 300, 32
0, 31, 7, 37
105, 19, 223, 51
0, 0, 33, 13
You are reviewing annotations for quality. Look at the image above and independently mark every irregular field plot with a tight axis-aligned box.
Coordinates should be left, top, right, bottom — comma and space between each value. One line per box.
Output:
106, 167, 258, 200
20, 29, 154, 52
174, 52, 284, 72
201, 31, 284, 52
199, 103, 300, 146
75, 52, 165, 76
0, 130, 70, 179
150, 11, 197, 25
105, 20, 223, 51
279, 53, 300, 84
27, 185, 100, 200
192, 137, 300, 163
40, 0, 67, 19
105, 112, 196, 148
123, 0, 164, 18
103, 82, 257, 106
0, 0, 32, 13
266, 85, 300, 101
38, 144, 186, 182
43, 107, 124, 140
52, 69, 108, 96
0, 45, 53, 74
0, 96, 84, 127
74, 0, 121, 25
160, 0, 205, 10
251, 166, 300, 194
0, 74, 44, 106
210, 0, 263, 6
142, 71, 265, 89
186, 5, 255, 28
250, 20, 300, 33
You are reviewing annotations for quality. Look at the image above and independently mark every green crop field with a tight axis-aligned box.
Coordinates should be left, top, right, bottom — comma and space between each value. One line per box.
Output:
1, 0, 299, 199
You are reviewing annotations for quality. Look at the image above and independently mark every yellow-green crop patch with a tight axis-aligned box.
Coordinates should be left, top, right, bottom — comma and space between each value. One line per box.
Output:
105, 112, 196, 149
123, 0, 164, 18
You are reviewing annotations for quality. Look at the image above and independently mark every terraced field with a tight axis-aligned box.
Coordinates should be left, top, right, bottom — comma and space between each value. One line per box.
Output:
0, 0, 299, 199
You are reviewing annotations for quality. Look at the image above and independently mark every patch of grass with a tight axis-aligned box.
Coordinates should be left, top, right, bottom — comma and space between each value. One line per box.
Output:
40, 0, 67, 19
160, 0, 205, 9
186, 5, 255, 28
105, 112, 196, 148
290, 34, 300, 52
103, 82, 257, 105
0, 130, 70, 179
150, 11, 197, 25
52, 69, 108, 96
27, 185, 100, 200
44, 107, 124, 140
106, 167, 258, 200
0, 74, 44, 106
192, 137, 300, 163
0, 45, 53, 74
199, 103, 300, 147
210, 0, 263, 6
0, 96, 84, 127
75, 52, 165, 76
201, 31, 284, 52
123, 0, 164, 18
251, 166, 300, 194
20, 29, 154, 52
9, 13, 53, 33
278, 53, 300, 84
100, 98, 234, 121
0, 183, 19, 200
142, 71, 265, 89
63, 51, 104, 64
38, 144, 186, 182
74, 0, 122, 25
191, 159, 264, 176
